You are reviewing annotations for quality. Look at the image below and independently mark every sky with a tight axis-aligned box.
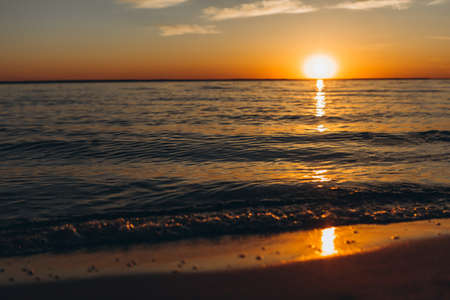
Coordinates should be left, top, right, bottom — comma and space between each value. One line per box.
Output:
0, 0, 449, 81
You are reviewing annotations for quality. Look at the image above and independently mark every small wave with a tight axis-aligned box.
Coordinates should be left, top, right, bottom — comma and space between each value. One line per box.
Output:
0, 183, 448, 256
200, 85, 231, 90
1, 130, 449, 164
120, 87, 157, 91
328, 89, 443, 94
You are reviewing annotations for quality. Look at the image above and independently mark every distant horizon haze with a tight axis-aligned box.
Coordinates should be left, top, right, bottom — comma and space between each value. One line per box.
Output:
1, 77, 450, 84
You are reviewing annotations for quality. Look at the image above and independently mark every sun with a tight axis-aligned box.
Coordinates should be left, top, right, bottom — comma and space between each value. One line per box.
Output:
303, 54, 338, 79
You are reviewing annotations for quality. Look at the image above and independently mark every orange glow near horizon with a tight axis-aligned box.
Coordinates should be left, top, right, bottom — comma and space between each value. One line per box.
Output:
1, 49, 449, 81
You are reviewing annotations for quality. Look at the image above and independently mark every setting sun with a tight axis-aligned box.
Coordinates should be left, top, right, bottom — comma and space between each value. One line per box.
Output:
303, 54, 338, 79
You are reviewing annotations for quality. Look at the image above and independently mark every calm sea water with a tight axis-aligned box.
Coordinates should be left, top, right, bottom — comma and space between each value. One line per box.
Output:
0, 79, 449, 255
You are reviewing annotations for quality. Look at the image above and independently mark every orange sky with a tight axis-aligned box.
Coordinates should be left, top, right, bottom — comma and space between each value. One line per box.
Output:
1, 0, 449, 81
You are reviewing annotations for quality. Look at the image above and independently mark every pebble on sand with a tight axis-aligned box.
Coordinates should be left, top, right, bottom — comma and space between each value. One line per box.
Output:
9, 277, 14, 282
392, 236, 400, 240
0, 268, 4, 273
238, 254, 246, 258
256, 256, 262, 261
21, 267, 34, 276
87, 265, 97, 273
127, 261, 138, 268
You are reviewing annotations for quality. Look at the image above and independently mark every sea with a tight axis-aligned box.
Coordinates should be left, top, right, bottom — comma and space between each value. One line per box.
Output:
0, 79, 449, 256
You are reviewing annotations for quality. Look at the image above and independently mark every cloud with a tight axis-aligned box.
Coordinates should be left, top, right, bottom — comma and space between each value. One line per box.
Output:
427, 0, 447, 5
203, 0, 316, 21
427, 35, 450, 40
159, 24, 219, 36
120, 0, 188, 9
332, 0, 412, 10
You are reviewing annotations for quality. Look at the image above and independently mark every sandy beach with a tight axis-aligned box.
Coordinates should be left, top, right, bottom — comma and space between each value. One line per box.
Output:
0, 219, 449, 299
2, 1, 450, 299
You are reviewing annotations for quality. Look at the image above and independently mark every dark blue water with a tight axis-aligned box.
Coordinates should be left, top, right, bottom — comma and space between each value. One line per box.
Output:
0, 80, 449, 256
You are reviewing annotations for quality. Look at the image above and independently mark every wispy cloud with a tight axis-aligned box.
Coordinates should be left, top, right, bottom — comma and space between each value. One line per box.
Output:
120, 0, 188, 9
427, 35, 450, 40
332, 0, 412, 10
159, 24, 219, 36
203, 0, 316, 21
427, 0, 447, 5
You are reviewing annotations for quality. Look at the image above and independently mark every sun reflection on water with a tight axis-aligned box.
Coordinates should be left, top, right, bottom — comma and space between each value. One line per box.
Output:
316, 79, 324, 91
312, 169, 330, 182
315, 92, 326, 117
321, 227, 337, 256
316, 124, 327, 133
315, 80, 327, 134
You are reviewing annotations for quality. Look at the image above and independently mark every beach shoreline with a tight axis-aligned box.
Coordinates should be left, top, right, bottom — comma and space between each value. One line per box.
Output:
0, 218, 449, 299
2, 236, 449, 300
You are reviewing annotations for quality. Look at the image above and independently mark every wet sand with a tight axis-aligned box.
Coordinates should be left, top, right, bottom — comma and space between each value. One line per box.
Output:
0, 219, 449, 299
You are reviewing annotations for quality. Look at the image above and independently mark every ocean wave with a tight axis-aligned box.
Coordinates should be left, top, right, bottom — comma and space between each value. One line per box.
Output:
199, 85, 233, 90
120, 87, 157, 91
1, 80, 449, 257
0, 179, 448, 224
0, 189, 448, 257
1, 131, 448, 164
327, 89, 444, 94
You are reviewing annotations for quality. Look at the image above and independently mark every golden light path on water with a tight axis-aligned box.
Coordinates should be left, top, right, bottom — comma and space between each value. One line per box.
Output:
315, 79, 327, 125
321, 227, 338, 256
313, 79, 330, 184
315, 92, 326, 117
312, 169, 330, 183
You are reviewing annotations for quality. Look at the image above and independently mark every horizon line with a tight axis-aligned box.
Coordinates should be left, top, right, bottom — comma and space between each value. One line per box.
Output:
1, 77, 449, 84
